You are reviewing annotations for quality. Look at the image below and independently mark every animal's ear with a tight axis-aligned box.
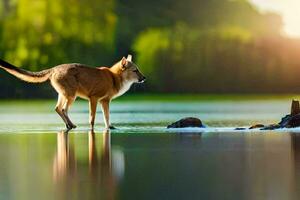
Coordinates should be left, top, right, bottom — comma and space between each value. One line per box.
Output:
121, 57, 128, 69
127, 54, 132, 62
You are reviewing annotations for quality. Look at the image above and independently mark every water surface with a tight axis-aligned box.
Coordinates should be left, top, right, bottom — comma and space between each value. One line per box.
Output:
0, 99, 300, 200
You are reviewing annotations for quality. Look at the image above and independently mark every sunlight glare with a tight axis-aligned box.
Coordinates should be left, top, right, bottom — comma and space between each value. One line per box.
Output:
249, 0, 300, 38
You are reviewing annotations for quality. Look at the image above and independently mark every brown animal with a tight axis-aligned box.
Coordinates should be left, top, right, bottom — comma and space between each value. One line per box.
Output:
0, 55, 146, 130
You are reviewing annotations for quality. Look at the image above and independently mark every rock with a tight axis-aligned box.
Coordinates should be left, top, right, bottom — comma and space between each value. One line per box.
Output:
249, 124, 265, 129
291, 100, 300, 116
279, 114, 300, 128
167, 117, 204, 128
248, 100, 300, 130
274, 100, 300, 128
278, 114, 292, 127
235, 127, 247, 130
278, 114, 297, 128
261, 124, 281, 130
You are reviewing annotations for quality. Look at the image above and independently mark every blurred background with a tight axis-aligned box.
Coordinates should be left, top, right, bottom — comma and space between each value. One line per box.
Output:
0, 0, 300, 98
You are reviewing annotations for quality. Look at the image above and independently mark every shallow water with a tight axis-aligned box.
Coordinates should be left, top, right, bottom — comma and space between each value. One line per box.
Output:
0, 99, 292, 133
0, 99, 300, 200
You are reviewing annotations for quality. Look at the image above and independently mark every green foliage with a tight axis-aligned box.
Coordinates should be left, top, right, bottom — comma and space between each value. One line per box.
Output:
133, 28, 170, 84
133, 24, 255, 92
0, 0, 117, 98
133, 19, 300, 93
1, 0, 117, 67
0, 0, 299, 97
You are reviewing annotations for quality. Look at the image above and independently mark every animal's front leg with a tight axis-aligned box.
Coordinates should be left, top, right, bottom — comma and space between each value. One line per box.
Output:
101, 100, 116, 130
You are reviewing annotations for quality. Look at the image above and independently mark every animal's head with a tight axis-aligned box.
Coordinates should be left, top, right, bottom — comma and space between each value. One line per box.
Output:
119, 55, 146, 83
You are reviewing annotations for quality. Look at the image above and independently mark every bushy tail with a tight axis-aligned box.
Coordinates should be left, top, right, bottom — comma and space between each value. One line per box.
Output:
0, 59, 51, 83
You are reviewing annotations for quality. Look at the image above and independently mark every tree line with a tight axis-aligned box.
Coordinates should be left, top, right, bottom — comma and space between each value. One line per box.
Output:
0, 0, 299, 98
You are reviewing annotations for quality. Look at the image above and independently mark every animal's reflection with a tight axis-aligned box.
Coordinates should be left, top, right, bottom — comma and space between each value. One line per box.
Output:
53, 131, 76, 181
53, 130, 123, 199
89, 130, 116, 198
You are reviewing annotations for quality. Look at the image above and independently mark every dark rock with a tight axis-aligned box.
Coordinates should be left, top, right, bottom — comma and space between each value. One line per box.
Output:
235, 127, 246, 130
248, 100, 300, 130
261, 124, 281, 130
291, 100, 300, 115
278, 114, 291, 127
283, 114, 300, 128
249, 124, 265, 129
261, 113, 300, 130
280, 114, 300, 128
167, 117, 204, 128
275, 100, 300, 128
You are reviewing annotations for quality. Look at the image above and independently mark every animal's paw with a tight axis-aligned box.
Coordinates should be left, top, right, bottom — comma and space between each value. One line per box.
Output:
66, 124, 72, 130
71, 124, 77, 129
66, 123, 77, 130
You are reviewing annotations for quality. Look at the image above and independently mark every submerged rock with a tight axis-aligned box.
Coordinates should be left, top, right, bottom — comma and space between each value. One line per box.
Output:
167, 117, 204, 128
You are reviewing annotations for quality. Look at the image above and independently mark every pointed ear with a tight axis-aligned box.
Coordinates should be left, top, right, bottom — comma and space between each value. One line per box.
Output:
127, 54, 132, 62
121, 57, 127, 69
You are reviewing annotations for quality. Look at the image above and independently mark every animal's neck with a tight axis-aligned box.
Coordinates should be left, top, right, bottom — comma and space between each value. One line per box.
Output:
113, 78, 133, 99
109, 66, 133, 99
110, 62, 122, 75
109, 64, 123, 90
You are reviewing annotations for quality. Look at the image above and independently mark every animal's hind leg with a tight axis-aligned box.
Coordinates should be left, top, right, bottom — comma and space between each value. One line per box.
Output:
51, 74, 78, 130
55, 95, 69, 127
89, 97, 98, 130
62, 96, 77, 129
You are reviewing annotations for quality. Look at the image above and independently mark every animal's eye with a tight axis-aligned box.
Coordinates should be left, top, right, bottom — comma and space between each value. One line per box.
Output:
133, 69, 138, 73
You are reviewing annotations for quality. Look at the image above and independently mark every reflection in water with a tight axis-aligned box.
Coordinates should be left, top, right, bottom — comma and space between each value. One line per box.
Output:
242, 133, 295, 200
53, 131, 76, 181
89, 130, 116, 200
4, 132, 300, 199
291, 133, 300, 198
52, 130, 124, 199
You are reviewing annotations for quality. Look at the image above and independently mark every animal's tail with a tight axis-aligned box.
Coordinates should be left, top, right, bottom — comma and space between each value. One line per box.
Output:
0, 59, 51, 83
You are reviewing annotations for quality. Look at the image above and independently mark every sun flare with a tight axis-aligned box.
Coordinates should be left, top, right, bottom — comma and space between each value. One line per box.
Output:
249, 0, 300, 38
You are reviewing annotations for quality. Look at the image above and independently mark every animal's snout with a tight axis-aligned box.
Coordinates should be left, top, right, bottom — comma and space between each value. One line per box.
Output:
138, 76, 146, 83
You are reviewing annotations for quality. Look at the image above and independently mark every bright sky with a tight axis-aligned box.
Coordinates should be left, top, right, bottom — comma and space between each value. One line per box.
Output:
249, 0, 300, 38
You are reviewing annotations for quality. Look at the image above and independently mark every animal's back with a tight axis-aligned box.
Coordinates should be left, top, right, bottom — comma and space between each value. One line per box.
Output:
50, 63, 114, 99
51, 63, 87, 77
74, 65, 116, 98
